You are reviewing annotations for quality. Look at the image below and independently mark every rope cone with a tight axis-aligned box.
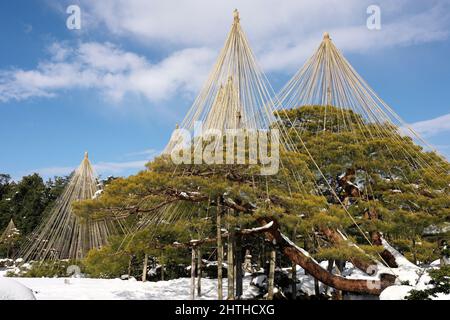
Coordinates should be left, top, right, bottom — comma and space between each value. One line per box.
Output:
18, 152, 117, 261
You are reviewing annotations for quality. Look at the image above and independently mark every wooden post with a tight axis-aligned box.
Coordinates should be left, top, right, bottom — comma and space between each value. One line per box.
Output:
217, 198, 223, 300
160, 252, 165, 281
227, 232, 235, 299
334, 261, 344, 300
142, 253, 148, 282
127, 254, 133, 277
235, 235, 243, 298
324, 259, 334, 295
191, 247, 196, 300
197, 248, 202, 297
291, 228, 297, 300
267, 247, 276, 300
227, 209, 235, 300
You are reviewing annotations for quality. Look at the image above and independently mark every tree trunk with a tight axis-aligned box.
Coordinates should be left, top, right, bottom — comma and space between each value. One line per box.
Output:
313, 233, 320, 297
217, 201, 223, 300
191, 248, 196, 300
142, 253, 148, 282
259, 218, 395, 295
161, 263, 165, 281
127, 255, 133, 277
412, 238, 417, 265
314, 278, 320, 296
235, 235, 243, 299
333, 263, 343, 300
323, 259, 334, 295
267, 247, 276, 300
322, 228, 377, 274
227, 216, 235, 300
197, 248, 202, 297
291, 228, 297, 300
291, 263, 297, 300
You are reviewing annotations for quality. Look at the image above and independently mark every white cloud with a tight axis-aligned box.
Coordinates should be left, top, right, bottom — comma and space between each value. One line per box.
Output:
1, 0, 449, 103
80, 0, 450, 72
408, 113, 450, 137
0, 42, 215, 103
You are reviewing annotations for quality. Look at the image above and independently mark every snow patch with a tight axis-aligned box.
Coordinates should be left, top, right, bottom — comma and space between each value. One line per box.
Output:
0, 278, 36, 300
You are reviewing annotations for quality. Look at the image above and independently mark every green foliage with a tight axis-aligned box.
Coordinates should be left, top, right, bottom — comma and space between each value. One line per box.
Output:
71, 105, 449, 275
83, 238, 130, 278
0, 173, 70, 258
8, 260, 79, 278
406, 265, 450, 300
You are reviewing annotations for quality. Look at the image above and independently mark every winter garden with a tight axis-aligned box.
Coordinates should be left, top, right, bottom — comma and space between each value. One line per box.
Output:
0, 10, 449, 301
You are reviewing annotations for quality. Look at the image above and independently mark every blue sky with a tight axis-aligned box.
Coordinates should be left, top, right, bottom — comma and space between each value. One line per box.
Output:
0, 0, 449, 180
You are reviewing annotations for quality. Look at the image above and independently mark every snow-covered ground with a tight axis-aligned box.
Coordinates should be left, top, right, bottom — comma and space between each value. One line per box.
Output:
1, 238, 449, 300
0, 268, 257, 300
4, 277, 222, 300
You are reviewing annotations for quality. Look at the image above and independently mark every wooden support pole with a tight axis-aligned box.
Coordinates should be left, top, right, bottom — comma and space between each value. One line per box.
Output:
267, 247, 276, 300
217, 198, 223, 300
227, 226, 235, 300
127, 254, 133, 277
191, 247, 196, 300
235, 234, 243, 298
323, 259, 334, 295
197, 248, 202, 297
291, 228, 297, 300
142, 253, 148, 282
227, 210, 235, 300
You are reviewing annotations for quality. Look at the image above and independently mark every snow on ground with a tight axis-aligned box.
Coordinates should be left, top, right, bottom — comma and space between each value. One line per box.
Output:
0, 278, 36, 300
0, 272, 254, 300
379, 285, 413, 300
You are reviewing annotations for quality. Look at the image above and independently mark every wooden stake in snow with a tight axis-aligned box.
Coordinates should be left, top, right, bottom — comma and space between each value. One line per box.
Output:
217, 198, 223, 300
191, 248, 196, 300
235, 234, 243, 298
197, 248, 202, 297
227, 209, 235, 300
142, 253, 148, 282
267, 247, 276, 300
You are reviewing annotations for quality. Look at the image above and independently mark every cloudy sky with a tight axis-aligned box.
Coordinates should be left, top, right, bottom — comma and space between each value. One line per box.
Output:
0, 0, 449, 180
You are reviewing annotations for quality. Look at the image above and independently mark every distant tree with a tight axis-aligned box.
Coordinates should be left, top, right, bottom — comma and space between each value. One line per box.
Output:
0, 173, 70, 258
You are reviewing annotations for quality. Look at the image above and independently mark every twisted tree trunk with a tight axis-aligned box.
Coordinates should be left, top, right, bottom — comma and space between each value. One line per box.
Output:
259, 218, 396, 295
